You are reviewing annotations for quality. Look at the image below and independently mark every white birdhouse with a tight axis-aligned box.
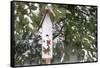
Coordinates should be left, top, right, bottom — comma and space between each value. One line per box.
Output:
42, 10, 53, 59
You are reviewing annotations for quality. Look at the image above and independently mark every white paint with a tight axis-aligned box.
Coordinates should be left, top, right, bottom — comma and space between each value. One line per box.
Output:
42, 41, 48, 49
42, 12, 53, 59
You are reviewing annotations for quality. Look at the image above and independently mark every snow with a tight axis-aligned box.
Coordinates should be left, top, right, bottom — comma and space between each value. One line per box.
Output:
16, 17, 19, 22
66, 10, 71, 14
23, 50, 30, 57
60, 53, 65, 62
24, 5, 28, 9
82, 49, 88, 61
24, 14, 32, 23
57, 9, 62, 13
31, 3, 39, 16
28, 23, 34, 29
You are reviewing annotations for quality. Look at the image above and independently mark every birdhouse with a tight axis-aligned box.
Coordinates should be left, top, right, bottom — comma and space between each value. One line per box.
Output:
42, 10, 53, 60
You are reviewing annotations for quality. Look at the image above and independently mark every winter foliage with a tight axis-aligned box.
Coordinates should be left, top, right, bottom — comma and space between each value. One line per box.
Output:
13, 2, 97, 66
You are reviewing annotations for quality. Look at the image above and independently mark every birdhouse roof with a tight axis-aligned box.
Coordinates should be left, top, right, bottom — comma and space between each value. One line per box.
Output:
38, 9, 54, 28
42, 9, 54, 22
37, 8, 55, 31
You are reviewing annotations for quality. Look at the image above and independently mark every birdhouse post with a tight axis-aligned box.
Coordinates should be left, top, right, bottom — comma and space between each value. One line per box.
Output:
41, 10, 53, 64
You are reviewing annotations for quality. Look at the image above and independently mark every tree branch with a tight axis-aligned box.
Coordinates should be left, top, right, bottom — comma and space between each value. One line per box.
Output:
53, 24, 64, 40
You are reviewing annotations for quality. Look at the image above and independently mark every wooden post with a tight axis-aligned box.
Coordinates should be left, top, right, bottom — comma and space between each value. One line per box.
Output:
41, 11, 53, 64
42, 58, 51, 64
